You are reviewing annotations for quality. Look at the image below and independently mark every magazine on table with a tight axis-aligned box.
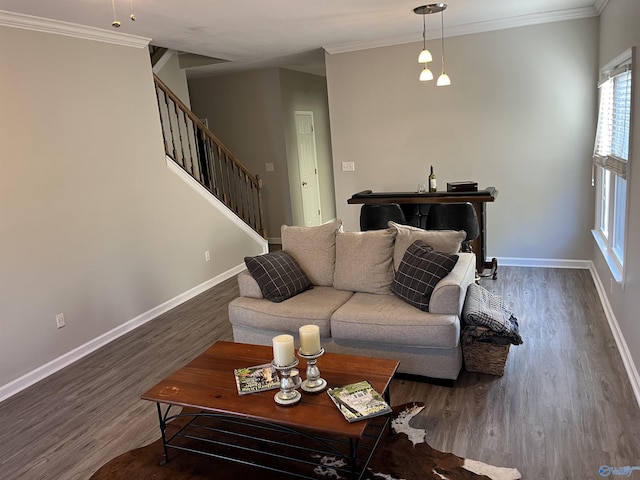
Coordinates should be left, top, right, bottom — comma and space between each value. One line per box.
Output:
233, 363, 280, 395
327, 380, 391, 422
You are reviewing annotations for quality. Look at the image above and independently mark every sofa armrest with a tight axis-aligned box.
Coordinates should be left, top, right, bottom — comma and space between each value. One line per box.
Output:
428, 253, 475, 315
237, 270, 264, 299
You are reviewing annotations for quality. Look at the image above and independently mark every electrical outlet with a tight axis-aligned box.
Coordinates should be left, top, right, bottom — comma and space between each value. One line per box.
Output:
265, 163, 274, 172
56, 313, 66, 329
342, 162, 355, 172
205, 250, 210, 262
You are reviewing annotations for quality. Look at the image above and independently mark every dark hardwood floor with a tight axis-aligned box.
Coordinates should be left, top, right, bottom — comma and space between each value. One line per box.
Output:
0, 267, 638, 479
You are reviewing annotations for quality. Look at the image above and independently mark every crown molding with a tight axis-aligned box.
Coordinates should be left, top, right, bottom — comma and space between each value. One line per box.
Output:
325, 5, 601, 55
0, 10, 150, 48
594, 0, 609, 15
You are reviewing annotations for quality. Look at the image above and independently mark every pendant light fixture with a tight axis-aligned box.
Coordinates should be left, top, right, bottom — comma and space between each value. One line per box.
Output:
111, 0, 120, 27
420, 65, 434, 82
417, 6, 433, 81
436, 5, 451, 86
414, 4, 450, 86
417, 7, 432, 64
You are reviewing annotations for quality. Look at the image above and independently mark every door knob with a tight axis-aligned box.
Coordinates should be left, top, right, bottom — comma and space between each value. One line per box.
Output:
302, 181, 308, 186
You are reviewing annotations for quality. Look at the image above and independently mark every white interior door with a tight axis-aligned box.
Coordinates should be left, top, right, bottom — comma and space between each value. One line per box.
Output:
295, 111, 322, 226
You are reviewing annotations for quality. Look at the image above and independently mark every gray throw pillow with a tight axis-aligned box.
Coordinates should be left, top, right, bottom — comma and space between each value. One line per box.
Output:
391, 240, 458, 311
281, 220, 342, 286
388, 221, 465, 272
244, 251, 311, 303
333, 229, 396, 294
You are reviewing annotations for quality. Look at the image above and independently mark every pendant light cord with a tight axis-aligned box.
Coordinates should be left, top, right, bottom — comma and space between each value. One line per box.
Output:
423, 13, 427, 50
440, 9, 446, 72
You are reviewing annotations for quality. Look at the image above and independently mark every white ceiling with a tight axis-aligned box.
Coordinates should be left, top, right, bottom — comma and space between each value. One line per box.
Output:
0, 0, 606, 77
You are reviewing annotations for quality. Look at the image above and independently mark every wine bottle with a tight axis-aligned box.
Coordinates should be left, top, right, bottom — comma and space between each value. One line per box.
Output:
429, 166, 437, 192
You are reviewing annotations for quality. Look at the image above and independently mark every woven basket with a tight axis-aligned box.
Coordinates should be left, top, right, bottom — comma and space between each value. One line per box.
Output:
462, 340, 510, 376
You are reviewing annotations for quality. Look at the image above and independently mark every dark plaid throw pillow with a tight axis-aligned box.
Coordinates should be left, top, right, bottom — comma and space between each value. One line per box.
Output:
245, 251, 311, 303
391, 240, 458, 311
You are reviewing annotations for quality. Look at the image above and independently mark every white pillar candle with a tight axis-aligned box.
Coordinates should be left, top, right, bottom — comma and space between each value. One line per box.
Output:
272, 334, 295, 366
299, 324, 321, 355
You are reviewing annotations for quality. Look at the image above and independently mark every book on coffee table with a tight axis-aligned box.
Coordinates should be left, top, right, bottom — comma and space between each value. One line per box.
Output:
327, 380, 392, 423
234, 363, 280, 395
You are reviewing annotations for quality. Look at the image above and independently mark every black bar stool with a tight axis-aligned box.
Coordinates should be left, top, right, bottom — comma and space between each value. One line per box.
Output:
360, 203, 407, 231
425, 202, 479, 252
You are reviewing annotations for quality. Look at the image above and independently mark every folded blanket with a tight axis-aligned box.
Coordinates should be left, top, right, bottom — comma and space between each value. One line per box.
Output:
461, 325, 514, 345
462, 284, 523, 345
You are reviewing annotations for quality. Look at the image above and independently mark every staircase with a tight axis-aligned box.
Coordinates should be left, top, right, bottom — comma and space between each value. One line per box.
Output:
153, 73, 266, 238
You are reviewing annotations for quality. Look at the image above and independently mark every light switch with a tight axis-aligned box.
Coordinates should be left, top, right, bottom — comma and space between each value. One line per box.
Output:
265, 163, 274, 172
342, 162, 355, 172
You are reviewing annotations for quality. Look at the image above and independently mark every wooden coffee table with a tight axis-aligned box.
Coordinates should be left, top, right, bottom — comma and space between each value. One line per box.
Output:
141, 341, 399, 479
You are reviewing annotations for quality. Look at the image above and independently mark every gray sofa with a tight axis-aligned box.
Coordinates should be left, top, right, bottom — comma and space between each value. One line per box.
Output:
228, 220, 476, 380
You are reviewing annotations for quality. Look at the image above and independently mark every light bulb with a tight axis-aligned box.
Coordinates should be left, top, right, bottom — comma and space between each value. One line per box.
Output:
420, 67, 434, 82
418, 49, 432, 64
437, 73, 451, 86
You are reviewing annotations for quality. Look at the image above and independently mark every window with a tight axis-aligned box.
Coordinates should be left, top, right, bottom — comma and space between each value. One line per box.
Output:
592, 48, 633, 282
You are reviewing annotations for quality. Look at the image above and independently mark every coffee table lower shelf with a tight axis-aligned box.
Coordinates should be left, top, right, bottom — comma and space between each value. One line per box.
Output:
155, 403, 390, 480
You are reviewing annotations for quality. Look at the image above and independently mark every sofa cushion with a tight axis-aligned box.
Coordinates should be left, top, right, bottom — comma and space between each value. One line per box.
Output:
228, 286, 354, 337
244, 251, 311, 303
388, 221, 465, 271
281, 220, 342, 287
333, 229, 396, 294
391, 240, 458, 312
330, 292, 460, 349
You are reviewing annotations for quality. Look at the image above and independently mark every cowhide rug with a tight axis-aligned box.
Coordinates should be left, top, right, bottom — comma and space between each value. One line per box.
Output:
90, 403, 521, 480
358, 403, 520, 480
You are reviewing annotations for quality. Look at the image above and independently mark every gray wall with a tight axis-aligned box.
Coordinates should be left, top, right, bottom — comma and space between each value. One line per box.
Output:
326, 10, 640, 398
0, 25, 263, 388
326, 18, 598, 264
155, 52, 192, 108
279, 69, 336, 226
596, 0, 640, 398
188, 68, 336, 240
188, 69, 290, 240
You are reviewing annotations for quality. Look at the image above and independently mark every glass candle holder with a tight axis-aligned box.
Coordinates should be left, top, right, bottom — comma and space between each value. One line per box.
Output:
298, 348, 327, 393
271, 357, 301, 405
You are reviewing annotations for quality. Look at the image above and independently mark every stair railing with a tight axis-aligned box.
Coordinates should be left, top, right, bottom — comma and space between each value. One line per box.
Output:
153, 74, 266, 238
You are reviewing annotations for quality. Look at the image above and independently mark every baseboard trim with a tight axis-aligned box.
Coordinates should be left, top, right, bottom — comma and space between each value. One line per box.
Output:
588, 263, 640, 409
495, 257, 591, 269
0, 263, 246, 403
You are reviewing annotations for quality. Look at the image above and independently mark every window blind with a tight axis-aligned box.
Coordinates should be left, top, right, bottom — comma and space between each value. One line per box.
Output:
593, 59, 632, 179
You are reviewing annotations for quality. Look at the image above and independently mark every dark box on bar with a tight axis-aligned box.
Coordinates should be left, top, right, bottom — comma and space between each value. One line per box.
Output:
447, 181, 478, 192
